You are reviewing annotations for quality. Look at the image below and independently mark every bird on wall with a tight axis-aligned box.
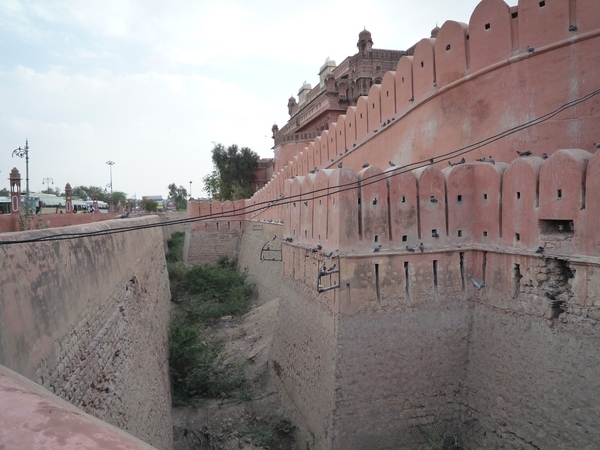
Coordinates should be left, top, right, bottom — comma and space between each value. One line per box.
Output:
338, 162, 343, 168
527, 46, 535, 53
374, 244, 382, 252
345, 148, 348, 153
419, 242, 425, 252
569, 24, 578, 31
542, 153, 548, 159
362, 162, 369, 168
430, 158, 434, 165
304, 201, 308, 206
272, 235, 277, 241
389, 161, 396, 167
409, 96, 414, 102
594, 142, 600, 148
310, 167, 317, 174
432, 230, 440, 238
488, 156, 495, 164
471, 276, 485, 290
535, 246, 544, 253
328, 264, 336, 272
517, 150, 532, 156
316, 244, 322, 250
283, 237, 293, 243
476, 156, 486, 162
430, 196, 438, 203
406, 245, 415, 252
373, 129, 378, 133
382, 122, 386, 127
324, 251, 333, 258
387, 119, 391, 124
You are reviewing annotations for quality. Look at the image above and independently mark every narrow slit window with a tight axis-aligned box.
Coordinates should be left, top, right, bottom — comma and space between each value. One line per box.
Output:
402, 235, 407, 242
446, 44, 451, 51
485, 23, 491, 30
515, 233, 520, 241
375, 235, 379, 243
517, 192, 521, 199
458, 230, 463, 237
483, 193, 488, 200
420, 61, 424, 68
558, 189, 562, 198
401, 196, 406, 203
539, 1, 545, 7
457, 195, 462, 202
483, 231, 488, 237
512, 11, 518, 19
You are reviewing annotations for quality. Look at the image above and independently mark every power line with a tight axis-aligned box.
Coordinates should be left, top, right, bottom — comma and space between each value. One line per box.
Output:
1, 86, 598, 246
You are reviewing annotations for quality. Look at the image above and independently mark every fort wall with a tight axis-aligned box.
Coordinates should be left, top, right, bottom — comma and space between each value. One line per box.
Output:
0, 217, 173, 449
184, 1, 600, 448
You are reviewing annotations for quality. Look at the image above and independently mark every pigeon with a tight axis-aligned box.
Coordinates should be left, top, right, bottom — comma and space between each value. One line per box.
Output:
382, 122, 386, 127
566, 268, 575, 279
448, 161, 455, 167
345, 148, 348, 153
459, 157, 466, 164
304, 201, 308, 206
283, 237, 293, 243
432, 230, 440, 238
338, 162, 343, 168
310, 167, 317, 174
476, 156, 486, 162
419, 243, 425, 252
387, 119, 391, 124
373, 129, 378, 133
331, 159, 334, 162
535, 246, 544, 253
594, 143, 600, 149
430, 196, 438, 203
324, 251, 333, 258
527, 46, 535, 53
409, 96, 414, 102
541, 153, 548, 159
517, 150, 532, 156
430, 158, 434, 165
471, 276, 485, 291
489, 156, 495, 165
316, 244, 322, 250
433, 81, 437, 87
389, 161, 396, 167
328, 264, 337, 272
569, 25, 578, 31
545, 292, 557, 301
272, 235, 277, 241
362, 162, 370, 168
374, 244, 382, 252
406, 245, 415, 252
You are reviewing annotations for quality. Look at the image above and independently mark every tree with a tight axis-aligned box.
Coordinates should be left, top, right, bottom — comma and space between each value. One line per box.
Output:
140, 198, 159, 212
0, 188, 8, 197
168, 183, 188, 211
203, 143, 259, 201
71, 185, 128, 206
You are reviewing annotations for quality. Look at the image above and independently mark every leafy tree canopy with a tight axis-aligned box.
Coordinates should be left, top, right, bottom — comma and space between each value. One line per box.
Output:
203, 143, 259, 201
0, 188, 8, 196
140, 198, 159, 212
168, 183, 188, 211
71, 185, 128, 205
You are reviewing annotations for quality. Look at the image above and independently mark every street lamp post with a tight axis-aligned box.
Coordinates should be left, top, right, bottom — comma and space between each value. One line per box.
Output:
12, 139, 30, 201
189, 181, 193, 199
42, 177, 54, 194
106, 161, 115, 196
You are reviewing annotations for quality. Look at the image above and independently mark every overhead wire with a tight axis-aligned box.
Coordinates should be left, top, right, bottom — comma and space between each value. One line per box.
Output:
1, 86, 598, 246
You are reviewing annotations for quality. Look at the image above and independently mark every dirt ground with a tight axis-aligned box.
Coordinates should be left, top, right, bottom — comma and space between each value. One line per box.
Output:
171, 298, 298, 450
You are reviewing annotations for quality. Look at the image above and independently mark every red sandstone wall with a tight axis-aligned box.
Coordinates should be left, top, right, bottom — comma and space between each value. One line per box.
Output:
259, 0, 600, 212
0, 218, 173, 449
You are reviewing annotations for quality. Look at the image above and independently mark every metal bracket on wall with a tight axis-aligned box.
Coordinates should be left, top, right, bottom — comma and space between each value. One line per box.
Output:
260, 239, 282, 262
317, 257, 340, 292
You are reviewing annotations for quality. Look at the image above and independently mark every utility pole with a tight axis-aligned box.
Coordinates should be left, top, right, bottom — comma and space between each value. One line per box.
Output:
106, 161, 115, 195
42, 177, 54, 194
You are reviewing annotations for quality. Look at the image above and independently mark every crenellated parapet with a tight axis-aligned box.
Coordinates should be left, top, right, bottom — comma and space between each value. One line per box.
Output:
279, 148, 599, 258
242, 0, 600, 215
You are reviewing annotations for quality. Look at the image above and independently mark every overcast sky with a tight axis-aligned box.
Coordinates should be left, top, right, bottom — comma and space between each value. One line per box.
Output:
0, 0, 490, 199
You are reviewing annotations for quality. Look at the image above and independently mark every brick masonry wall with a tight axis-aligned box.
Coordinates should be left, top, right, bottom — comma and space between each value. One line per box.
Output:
0, 217, 172, 450
237, 222, 284, 305
185, 226, 242, 265
269, 283, 336, 450
462, 251, 600, 449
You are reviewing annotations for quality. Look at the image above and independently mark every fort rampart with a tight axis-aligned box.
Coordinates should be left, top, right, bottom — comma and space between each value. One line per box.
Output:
0, 217, 173, 449
185, 0, 600, 448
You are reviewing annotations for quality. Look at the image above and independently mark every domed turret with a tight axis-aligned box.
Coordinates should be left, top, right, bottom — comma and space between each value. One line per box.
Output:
357, 28, 373, 51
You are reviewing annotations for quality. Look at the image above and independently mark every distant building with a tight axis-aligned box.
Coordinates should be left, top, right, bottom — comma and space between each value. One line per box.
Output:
272, 29, 418, 171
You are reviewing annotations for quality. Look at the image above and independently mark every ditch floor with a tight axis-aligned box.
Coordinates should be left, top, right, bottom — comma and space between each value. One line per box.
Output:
172, 298, 298, 450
